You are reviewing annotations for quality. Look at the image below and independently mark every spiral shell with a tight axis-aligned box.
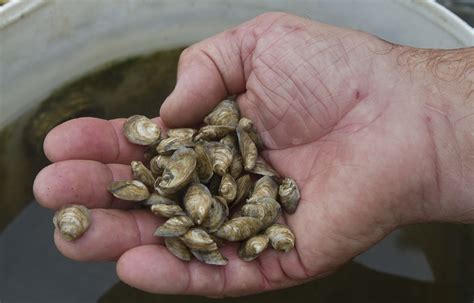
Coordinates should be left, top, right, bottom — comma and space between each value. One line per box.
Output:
123, 115, 161, 145
201, 196, 229, 233
278, 177, 300, 214
147, 193, 186, 218
207, 142, 233, 176
203, 99, 240, 127
194, 125, 235, 142
248, 176, 278, 203
237, 126, 257, 171
264, 224, 295, 253
191, 249, 228, 266
238, 234, 269, 261
131, 160, 155, 188
241, 197, 281, 229
107, 180, 150, 201
167, 128, 197, 139
165, 237, 192, 261
184, 184, 213, 225
218, 174, 237, 203
150, 155, 171, 175
180, 228, 218, 251
53, 205, 91, 241
214, 217, 262, 241
154, 216, 194, 237
194, 143, 213, 183
156, 136, 195, 155
155, 147, 197, 195
248, 159, 280, 178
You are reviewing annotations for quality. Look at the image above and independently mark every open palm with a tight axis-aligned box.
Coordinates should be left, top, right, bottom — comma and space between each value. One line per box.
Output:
34, 13, 456, 297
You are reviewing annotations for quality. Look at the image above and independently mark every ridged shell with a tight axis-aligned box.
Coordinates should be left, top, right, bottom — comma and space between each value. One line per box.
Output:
241, 197, 281, 229
203, 99, 240, 127
184, 184, 213, 225
249, 159, 280, 178
131, 160, 155, 188
214, 217, 262, 241
155, 147, 197, 195
154, 216, 194, 237
238, 117, 254, 131
156, 136, 195, 155
123, 115, 161, 145
201, 196, 229, 233
278, 177, 300, 214
238, 118, 263, 149
229, 154, 243, 179
238, 234, 269, 261
107, 180, 150, 201
191, 249, 228, 266
165, 237, 192, 261
237, 126, 257, 171
167, 128, 197, 139
207, 142, 233, 176
150, 155, 171, 175
148, 193, 186, 217
248, 176, 278, 202
194, 144, 213, 182
232, 174, 252, 208
180, 228, 218, 251
218, 174, 237, 203
219, 134, 238, 150
194, 125, 235, 141
264, 224, 295, 253
53, 205, 91, 241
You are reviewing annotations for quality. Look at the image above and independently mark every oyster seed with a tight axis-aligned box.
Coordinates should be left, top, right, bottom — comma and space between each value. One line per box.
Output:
53, 205, 91, 241
123, 115, 161, 145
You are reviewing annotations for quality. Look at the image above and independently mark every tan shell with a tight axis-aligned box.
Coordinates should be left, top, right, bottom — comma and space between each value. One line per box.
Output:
279, 177, 300, 214
219, 134, 238, 150
201, 196, 229, 233
241, 197, 281, 229
123, 115, 161, 145
107, 180, 150, 201
180, 228, 218, 252
237, 126, 257, 171
53, 205, 91, 241
214, 217, 262, 241
191, 249, 228, 266
232, 174, 252, 208
264, 224, 295, 253
229, 154, 244, 179
203, 99, 240, 127
155, 147, 197, 195
207, 142, 233, 176
194, 143, 213, 182
154, 216, 194, 237
165, 237, 192, 261
147, 193, 186, 217
238, 118, 263, 149
238, 234, 269, 261
167, 128, 197, 139
238, 117, 254, 131
194, 125, 235, 142
150, 155, 171, 175
131, 160, 155, 188
218, 174, 237, 203
184, 184, 213, 225
249, 158, 280, 178
156, 136, 195, 155
248, 176, 278, 203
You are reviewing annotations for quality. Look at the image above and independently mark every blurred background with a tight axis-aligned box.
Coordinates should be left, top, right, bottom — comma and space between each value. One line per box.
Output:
0, 0, 473, 302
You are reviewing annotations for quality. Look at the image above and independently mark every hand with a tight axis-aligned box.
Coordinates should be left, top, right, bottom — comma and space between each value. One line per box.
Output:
33, 13, 474, 297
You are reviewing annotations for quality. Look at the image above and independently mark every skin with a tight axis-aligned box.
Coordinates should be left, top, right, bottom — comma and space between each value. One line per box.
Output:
33, 13, 474, 297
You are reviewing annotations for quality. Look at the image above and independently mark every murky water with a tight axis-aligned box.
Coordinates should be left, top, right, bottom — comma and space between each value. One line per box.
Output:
1, 48, 472, 302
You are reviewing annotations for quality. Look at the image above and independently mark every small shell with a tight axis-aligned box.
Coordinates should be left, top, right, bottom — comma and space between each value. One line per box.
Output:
218, 174, 237, 203
107, 180, 150, 201
194, 125, 235, 142
241, 197, 281, 229
53, 205, 91, 241
156, 136, 195, 155
165, 237, 192, 261
249, 158, 280, 178
167, 128, 197, 139
229, 154, 243, 179
203, 99, 240, 127
214, 217, 262, 241
131, 160, 155, 188
180, 228, 218, 252
123, 115, 161, 145
155, 147, 197, 195
191, 249, 228, 266
237, 126, 257, 171
238, 118, 263, 149
201, 196, 229, 233
231, 174, 252, 209
238, 117, 254, 131
248, 176, 278, 202
150, 155, 171, 175
279, 178, 301, 214
264, 224, 295, 253
184, 184, 213, 225
207, 142, 233, 176
194, 144, 213, 183
238, 234, 269, 261
154, 216, 194, 237
219, 134, 238, 150
148, 194, 186, 218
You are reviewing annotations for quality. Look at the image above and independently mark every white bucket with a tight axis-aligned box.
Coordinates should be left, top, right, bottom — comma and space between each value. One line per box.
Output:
0, 0, 472, 129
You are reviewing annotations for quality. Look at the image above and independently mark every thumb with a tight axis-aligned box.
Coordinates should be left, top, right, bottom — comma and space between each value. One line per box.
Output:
159, 30, 247, 128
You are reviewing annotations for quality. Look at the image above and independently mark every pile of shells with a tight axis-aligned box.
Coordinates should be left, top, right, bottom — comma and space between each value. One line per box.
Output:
54, 99, 300, 265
